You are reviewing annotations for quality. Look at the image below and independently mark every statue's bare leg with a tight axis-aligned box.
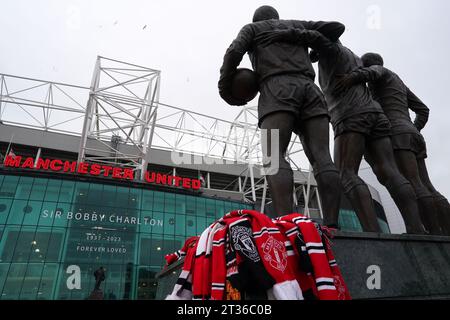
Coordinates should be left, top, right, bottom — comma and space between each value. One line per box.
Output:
365, 137, 426, 234
260, 111, 295, 217
394, 150, 442, 235
299, 116, 341, 228
335, 132, 381, 232
417, 158, 450, 235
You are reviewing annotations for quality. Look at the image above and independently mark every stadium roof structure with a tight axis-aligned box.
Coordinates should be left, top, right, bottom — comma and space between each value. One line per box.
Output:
0, 56, 321, 217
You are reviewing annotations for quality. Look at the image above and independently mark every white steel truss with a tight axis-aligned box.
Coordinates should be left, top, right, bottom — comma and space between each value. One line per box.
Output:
78, 56, 161, 180
0, 73, 89, 135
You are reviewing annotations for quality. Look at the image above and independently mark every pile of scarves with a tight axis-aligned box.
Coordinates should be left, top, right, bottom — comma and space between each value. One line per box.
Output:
164, 209, 351, 300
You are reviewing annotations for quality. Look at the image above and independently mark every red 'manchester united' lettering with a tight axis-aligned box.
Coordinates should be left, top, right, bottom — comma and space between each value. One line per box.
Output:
50, 159, 63, 171
4, 155, 21, 167
3, 155, 201, 190
35, 158, 50, 170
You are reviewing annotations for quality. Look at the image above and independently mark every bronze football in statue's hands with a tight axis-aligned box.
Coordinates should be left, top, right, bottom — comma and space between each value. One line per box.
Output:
230, 68, 259, 103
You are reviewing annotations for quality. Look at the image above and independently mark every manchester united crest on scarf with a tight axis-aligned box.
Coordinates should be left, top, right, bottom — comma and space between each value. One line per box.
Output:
262, 236, 288, 272
231, 225, 260, 262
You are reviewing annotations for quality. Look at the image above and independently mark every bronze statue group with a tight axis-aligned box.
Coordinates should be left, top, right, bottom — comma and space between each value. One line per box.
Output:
219, 5, 450, 235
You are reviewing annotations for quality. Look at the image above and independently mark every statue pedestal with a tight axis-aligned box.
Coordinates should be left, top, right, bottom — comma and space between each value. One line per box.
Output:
155, 231, 450, 300
88, 289, 104, 300
331, 231, 450, 299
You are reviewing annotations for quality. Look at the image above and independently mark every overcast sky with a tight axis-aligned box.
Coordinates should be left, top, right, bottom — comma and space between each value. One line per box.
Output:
1, 0, 449, 197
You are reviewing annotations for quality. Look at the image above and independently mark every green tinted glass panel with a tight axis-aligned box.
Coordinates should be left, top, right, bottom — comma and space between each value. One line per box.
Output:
339, 210, 363, 232
150, 211, 164, 235
138, 210, 152, 234
0, 264, 9, 298
205, 199, 215, 217
29, 179, 48, 201
115, 187, 129, 208
378, 218, 390, 234
1, 263, 27, 299
136, 267, 158, 300
19, 263, 44, 299
164, 213, 175, 235
175, 194, 186, 214
165, 193, 175, 214
128, 188, 141, 209
86, 183, 102, 205
52, 203, 71, 228
0, 173, 254, 300
37, 264, 59, 300
16, 177, 34, 200
149, 237, 163, 267
185, 215, 196, 237
101, 184, 116, 207
7, 200, 28, 225
174, 214, 186, 236
215, 200, 225, 217
223, 201, 230, 212
44, 179, 62, 202
0, 199, 13, 225
0, 176, 19, 198
185, 196, 196, 215
139, 238, 151, 266
38, 202, 57, 227
58, 181, 75, 203
196, 198, 206, 216
232, 202, 242, 210
153, 192, 164, 212
21, 201, 43, 226
1, 228, 21, 262
196, 216, 207, 235
74, 182, 89, 205
141, 190, 153, 211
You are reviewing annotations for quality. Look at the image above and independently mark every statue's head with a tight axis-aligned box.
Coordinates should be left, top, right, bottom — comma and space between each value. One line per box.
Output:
253, 5, 279, 22
361, 52, 384, 67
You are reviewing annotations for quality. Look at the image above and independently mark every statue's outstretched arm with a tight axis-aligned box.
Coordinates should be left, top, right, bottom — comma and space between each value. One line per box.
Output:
333, 65, 387, 97
406, 87, 429, 131
218, 24, 255, 106
298, 20, 345, 42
